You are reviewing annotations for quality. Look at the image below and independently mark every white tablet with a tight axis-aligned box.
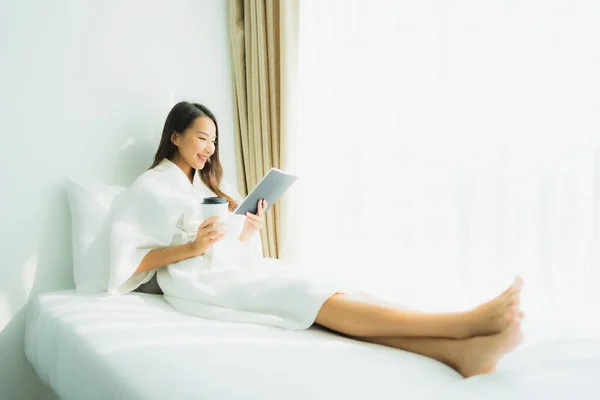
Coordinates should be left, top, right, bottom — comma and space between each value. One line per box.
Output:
233, 168, 298, 215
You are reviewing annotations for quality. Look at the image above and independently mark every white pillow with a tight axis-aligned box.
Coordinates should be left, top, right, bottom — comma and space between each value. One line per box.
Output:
66, 179, 125, 294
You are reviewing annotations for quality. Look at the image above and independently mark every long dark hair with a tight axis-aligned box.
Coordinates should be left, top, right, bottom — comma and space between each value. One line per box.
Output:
150, 101, 238, 211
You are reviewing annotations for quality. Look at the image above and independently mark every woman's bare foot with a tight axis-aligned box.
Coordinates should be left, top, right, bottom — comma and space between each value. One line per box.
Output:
455, 321, 524, 378
461, 277, 524, 338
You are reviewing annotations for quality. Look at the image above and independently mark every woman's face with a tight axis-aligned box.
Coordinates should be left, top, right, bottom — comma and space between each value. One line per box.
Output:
172, 116, 217, 171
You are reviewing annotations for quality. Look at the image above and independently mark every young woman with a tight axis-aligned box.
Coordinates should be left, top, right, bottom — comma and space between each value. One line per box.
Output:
107, 101, 525, 378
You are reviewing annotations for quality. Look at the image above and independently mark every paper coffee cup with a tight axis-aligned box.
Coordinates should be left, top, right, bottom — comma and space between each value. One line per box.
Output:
201, 197, 229, 261
201, 197, 229, 234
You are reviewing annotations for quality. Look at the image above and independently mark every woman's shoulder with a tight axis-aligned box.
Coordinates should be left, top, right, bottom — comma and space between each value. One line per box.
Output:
127, 169, 157, 194
116, 167, 186, 216
131, 167, 158, 187
123, 167, 180, 207
131, 162, 181, 190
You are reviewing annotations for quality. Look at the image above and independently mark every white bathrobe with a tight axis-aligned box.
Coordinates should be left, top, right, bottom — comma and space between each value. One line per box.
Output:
107, 159, 350, 330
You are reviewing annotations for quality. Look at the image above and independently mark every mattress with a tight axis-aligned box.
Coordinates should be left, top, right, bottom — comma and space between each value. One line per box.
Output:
25, 291, 600, 400
24, 291, 461, 400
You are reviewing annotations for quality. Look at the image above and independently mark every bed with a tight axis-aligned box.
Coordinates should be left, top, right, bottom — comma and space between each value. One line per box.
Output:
25, 290, 600, 400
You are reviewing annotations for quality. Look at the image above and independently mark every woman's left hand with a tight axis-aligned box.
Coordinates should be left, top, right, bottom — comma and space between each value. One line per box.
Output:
239, 199, 267, 242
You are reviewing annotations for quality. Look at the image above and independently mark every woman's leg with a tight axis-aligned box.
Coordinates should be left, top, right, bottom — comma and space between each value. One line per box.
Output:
314, 277, 524, 339
357, 321, 523, 378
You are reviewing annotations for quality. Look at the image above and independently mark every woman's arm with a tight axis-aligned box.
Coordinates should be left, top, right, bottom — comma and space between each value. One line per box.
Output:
136, 243, 196, 273
239, 199, 267, 242
135, 216, 226, 273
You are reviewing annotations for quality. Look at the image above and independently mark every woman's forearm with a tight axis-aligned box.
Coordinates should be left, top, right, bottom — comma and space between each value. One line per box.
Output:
136, 243, 196, 273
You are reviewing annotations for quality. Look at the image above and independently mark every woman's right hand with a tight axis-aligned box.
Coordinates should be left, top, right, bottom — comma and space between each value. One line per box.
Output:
190, 216, 227, 256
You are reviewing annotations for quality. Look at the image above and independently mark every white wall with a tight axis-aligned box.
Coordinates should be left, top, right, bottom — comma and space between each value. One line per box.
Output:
0, 1, 236, 398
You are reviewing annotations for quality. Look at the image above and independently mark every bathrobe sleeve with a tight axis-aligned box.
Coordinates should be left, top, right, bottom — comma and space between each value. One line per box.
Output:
107, 175, 183, 294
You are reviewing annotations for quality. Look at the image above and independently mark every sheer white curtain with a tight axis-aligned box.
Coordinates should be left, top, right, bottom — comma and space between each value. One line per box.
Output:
290, 0, 600, 335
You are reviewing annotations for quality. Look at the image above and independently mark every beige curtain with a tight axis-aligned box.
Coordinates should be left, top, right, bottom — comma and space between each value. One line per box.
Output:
228, 0, 299, 259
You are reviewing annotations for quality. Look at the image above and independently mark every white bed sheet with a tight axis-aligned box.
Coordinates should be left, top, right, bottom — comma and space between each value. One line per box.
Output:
25, 290, 600, 400
24, 290, 461, 400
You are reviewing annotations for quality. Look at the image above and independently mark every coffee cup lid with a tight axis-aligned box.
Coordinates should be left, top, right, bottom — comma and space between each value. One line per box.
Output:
202, 197, 228, 205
